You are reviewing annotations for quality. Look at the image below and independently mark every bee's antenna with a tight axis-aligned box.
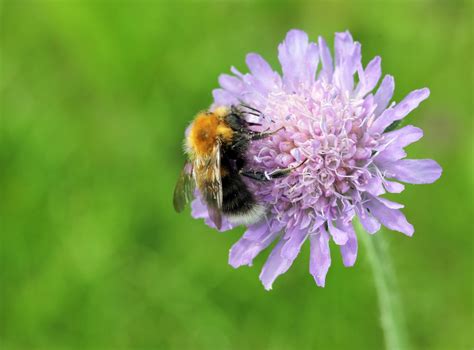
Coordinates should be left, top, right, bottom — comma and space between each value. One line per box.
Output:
247, 121, 263, 127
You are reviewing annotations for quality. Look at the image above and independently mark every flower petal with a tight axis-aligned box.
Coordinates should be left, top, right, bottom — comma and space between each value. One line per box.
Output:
337, 220, 358, 267
318, 36, 333, 81
212, 88, 239, 107
190, 197, 208, 218
334, 31, 355, 67
281, 227, 308, 260
191, 197, 234, 232
328, 219, 349, 245
366, 197, 414, 236
218, 74, 244, 95
259, 239, 296, 290
384, 125, 424, 147
356, 205, 381, 234
278, 29, 319, 91
360, 93, 377, 121
333, 31, 361, 92
370, 88, 430, 134
246, 53, 281, 92
373, 75, 395, 116
382, 159, 442, 184
382, 179, 405, 193
356, 56, 381, 97
375, 125, 424, 163
364, 175, 385, 196
229, 222, 279, 268
309, 227, 331, 287
376, 197, 404, 209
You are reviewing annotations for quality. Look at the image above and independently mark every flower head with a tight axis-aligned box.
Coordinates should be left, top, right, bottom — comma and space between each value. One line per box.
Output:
192, 30, 442, 290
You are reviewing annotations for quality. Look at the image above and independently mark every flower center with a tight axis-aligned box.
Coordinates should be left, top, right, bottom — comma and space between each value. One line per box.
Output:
247, 82, 380, 224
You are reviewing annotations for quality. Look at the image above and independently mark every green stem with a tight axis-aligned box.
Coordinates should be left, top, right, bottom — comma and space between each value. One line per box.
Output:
356, 222, 411, 350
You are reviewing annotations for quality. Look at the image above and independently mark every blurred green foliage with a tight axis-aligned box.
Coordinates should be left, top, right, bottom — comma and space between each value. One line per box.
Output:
1, 1, 472, 349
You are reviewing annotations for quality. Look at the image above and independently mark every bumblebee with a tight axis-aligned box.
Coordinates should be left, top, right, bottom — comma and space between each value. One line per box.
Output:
173, 105, 305, 229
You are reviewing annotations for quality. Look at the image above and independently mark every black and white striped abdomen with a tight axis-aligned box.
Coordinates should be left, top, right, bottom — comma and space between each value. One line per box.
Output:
221, 172, 266, 226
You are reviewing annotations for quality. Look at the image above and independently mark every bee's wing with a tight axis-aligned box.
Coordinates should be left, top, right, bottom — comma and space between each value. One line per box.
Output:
173, 161, 195, 212
214, 144, 223, 209
195, 144, 224, 229
199, 143, 223, 209
207, 205, 223, 230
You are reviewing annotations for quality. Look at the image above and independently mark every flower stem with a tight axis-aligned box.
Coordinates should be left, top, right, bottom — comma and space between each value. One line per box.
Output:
356, 222, 411, 350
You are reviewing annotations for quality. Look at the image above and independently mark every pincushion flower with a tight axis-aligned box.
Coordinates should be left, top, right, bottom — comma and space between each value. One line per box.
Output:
191, 29, 442, 290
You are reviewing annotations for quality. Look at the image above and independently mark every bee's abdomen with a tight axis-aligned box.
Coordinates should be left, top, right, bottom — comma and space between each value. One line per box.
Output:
221, 173, 257, 215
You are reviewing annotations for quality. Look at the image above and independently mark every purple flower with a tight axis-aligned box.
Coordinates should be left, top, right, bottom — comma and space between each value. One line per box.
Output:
192, 30, 442, 290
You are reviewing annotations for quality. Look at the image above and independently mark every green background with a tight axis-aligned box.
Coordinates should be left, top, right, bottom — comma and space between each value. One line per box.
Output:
1, 1, 472, 349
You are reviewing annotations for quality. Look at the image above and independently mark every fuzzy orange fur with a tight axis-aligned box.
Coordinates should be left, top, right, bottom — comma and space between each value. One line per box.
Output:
187, 111, 234, 156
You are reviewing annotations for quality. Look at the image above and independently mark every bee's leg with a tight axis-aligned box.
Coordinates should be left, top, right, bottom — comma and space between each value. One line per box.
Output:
246, 121, 263, 127
247, 126, 285, 141
240, 159, 308, 182
239, 103, 269, 118
240, 169, 268, 181
239, 103, 262, 114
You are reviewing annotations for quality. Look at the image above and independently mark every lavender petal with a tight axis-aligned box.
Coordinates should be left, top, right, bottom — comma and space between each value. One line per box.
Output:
371, 88, 430, 134
278, 29, 319, 91
357, 56, 381, 97
373, 75, 395, 116
318, 36, 333, 81
382, 159, 442, 184
309, 227, 331, 287
259, 239, 296, 290
366, 197, 414, 236
191, 198, 234, 232
246, 53, 281, 92
337, 220, 358, 267
229, 230, 279, 268
328, 219, 349, 245
356, 205, 381, 234
281, 227, 308, 260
